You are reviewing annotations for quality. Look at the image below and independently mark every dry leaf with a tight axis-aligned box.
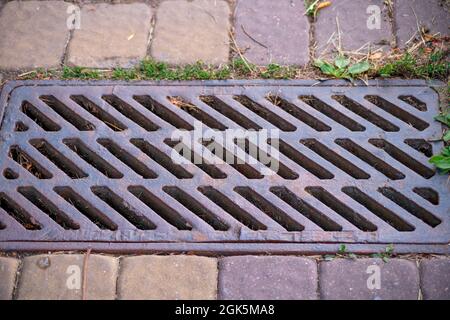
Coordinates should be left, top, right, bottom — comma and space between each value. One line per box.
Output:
317, 1, 332, 10
369, 52, 383, 60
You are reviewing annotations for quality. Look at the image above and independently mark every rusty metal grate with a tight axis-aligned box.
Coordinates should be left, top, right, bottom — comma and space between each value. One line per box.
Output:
0, 80, 448, 254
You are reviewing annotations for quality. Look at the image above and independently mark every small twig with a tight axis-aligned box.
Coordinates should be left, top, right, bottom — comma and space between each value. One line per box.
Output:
404, 31, 419, 47
311, 81, 324, 87
336, 17, 342, 55
407, 41, 423, 54
325, 31, 336, 46
82, 248, 92, 300
241, 25, 268, 49
18, 70, 36, 78
229, 31, 254, 72
105, 121, 122, 131
411, 6, 426, 46
317, 31, 336, 58
358, 76, 369, 86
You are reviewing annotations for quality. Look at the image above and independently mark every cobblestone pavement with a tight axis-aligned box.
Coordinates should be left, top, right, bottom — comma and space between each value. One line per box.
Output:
0, 254, 449, 300
0, 0, 448, 71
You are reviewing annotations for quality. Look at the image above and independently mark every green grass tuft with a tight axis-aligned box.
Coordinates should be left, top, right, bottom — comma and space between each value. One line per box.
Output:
230, 58, 255, 77
261, 64, 297, 79
378, 51, 449, 79
138, 60, 232, 80
140, 60, 177, 79
16, 48, 449, 82
62, 66, 101, 79
112, 68, 138, 81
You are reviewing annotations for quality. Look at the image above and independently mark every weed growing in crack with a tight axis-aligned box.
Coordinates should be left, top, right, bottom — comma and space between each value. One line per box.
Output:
378, 51, 449, 79
314, 55, 371, 80
112, 68, 138, 81
260, 64, 297, 79
371, 244, 395, 263
139, 60, 231, 80
13, 40, 449, 82
62, 66, 100, 79
435, 109, 450, 142
430, 146, 450, 175
430, 98, 450, 175
304, 0, 331, 19
139, 60, 178, 80
322, 244, 357, 261
231, 58, 255, 77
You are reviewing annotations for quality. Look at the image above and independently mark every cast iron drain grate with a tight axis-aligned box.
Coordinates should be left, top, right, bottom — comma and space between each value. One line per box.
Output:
0, 80, 448, 254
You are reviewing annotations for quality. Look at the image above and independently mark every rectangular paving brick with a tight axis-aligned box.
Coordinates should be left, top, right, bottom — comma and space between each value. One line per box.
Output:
151, 0, 230, 65
117, 255, 218, 300
0, 256, 19, 300
315, 0, 392, 56
0, 1, 71, 70
219, 256, 318, 300
235, 0, 310, 66
16, 254, 118, 300
319, 258, 419, 300
67, 3, 152, 68
420, 258, 450, 300
395, 0, 450, 48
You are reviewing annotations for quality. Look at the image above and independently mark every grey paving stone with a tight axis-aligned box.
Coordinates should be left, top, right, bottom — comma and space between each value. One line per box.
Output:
315, 0, 392, 56
420, 258, 450, 300
0, 257, 19, 300
117, 255, 218, 300
395, 0, 450, 48
234, 0, 310, 66
151, 0, 230, 65
219, 256, 318, 300
0, 1, 72, 70
67, 3, 152, 68
319, 258, 419, 300
16, 254, 118, 300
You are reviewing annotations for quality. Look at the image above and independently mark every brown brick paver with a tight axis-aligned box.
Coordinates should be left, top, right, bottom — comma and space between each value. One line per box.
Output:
219, 256, 318, 300
395, 0, 450, 48
0, 257, 19, 300
235, 0, 310, 66
315, 0, 392, 56
67, 3, 152, 68
16, 254, 118, 300
117, 255, 218, 300
151, 0, 230, 65
420, 258, 450, 300
319, 258, 419, 300
0, 1, 72, 70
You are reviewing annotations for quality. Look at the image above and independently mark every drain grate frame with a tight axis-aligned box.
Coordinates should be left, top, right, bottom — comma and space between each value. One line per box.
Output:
0, 80, 448, 254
